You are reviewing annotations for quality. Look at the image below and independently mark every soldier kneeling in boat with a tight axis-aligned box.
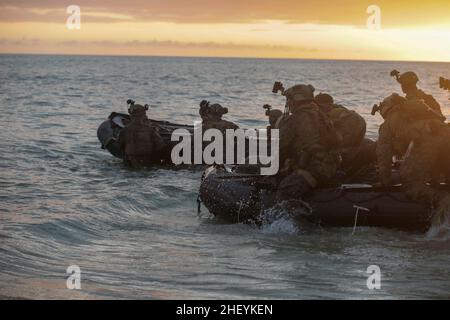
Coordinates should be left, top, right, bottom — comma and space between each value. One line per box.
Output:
276, 84, 341, 201
118, 103, 168, 168
314, 93, 377, 178
199, 100, 239, 133
263, 105, 283, 130
262, 104, 283, 141
391, 70, 444, 118
374, 93, 450, 220
198, 100, 240, 162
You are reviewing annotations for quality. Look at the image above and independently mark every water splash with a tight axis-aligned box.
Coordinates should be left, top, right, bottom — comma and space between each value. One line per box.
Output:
258, 200, 314, 235
260, 213, 299, 235
427, 207, 450, 240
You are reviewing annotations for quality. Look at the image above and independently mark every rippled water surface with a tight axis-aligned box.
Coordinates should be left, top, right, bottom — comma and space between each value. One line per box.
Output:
1, 54, 449, 299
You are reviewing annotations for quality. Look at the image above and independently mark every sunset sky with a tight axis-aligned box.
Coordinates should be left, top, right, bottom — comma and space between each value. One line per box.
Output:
1, 0, 449, 61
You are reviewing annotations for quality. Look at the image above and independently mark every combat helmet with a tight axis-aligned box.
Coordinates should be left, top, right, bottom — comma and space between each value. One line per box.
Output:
399, 72, 419, 85
127, 99, 149, 115
391, 70, 419, 86
208, 103, 228, 116
315, 93, 334, 105
284, 84, 315, 104
129, 104, 149, 116
378, 93, 406, 118
199, 100, 228, 120
266, 109, 283, 119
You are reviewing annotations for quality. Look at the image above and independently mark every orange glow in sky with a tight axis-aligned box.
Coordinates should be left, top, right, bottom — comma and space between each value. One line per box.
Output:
0, 0, 449, 61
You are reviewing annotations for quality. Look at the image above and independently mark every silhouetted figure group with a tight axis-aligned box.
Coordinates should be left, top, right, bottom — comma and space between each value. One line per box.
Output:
117, 70, 449, 215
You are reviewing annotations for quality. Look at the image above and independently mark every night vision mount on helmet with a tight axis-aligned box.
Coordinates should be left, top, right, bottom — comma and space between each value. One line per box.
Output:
390, 70, 419, 85
272, 81, 286, 95
199, 100, 229, 118
127, 99, 149, 114
371, 93, 407, 117
262, 104, 275, 115
273, 81, 316, 105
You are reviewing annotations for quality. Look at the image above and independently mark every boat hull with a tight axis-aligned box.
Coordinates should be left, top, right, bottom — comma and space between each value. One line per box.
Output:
199, 166, 439, 232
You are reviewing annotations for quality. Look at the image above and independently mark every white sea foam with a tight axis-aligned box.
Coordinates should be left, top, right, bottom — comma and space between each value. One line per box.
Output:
427, 210, 450, 240
259, 200, 314, 235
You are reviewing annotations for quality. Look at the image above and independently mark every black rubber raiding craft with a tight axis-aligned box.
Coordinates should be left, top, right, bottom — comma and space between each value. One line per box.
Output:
97, 112, 194, 159
199, 166, 445, 233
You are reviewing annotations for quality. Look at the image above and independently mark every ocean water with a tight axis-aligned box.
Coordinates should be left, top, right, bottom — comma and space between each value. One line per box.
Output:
0, 54, 449, 299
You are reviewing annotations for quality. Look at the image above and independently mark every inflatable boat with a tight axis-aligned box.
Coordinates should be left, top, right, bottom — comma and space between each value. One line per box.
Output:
97, 112, 194, 159
97, 112, 259, 165
199, 166, 446, 232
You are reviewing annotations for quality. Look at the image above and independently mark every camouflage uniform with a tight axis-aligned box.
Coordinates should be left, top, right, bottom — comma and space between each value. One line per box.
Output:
198, 102, 239, 163
406, 89, 443, 118
266, 109, 283, 130
262, 108, 284, 143
202, 118, 239, 132
119, 104, 167, 168
276, 85, 339, 201
274, 115, 288, 131
376, 94, 449, 203
395, 71, 444, 118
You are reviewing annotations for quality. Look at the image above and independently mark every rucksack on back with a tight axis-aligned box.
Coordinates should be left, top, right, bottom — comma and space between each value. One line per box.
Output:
315, 109, 343, 150
398, 99, 443, 122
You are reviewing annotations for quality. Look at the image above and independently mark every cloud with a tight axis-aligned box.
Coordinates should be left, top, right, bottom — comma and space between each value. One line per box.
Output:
1, 0, 449, 26
51, 38, 310, 52
0, 5, 132, 23
0, 37, 41, 45
0, 37, 320, 56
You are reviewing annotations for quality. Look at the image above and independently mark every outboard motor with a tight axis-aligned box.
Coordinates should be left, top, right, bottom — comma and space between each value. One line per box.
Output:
97, 117, 123, 158
97, 100, 135, 158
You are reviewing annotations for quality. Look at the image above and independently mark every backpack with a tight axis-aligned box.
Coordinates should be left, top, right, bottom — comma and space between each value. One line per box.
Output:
328, 107, 366, 148
397, 100, 443, 122
313, 108, 343, 150
388, 100, 446, 144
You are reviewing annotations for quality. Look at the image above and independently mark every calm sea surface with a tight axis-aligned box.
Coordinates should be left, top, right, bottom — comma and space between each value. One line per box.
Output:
0, 54, 449, 299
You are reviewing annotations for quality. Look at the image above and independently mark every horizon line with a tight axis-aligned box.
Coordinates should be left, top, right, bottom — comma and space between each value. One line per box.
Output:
1, 52, 449, 64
